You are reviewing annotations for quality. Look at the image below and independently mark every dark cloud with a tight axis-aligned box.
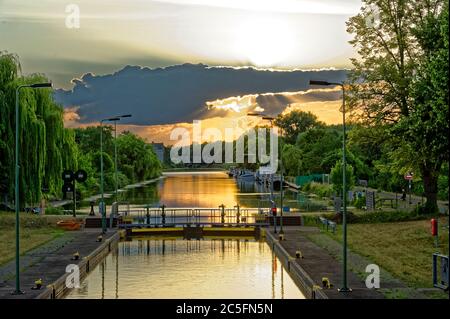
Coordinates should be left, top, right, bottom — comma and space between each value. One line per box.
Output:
54, 64, 347, 125
255, 89, 342, 116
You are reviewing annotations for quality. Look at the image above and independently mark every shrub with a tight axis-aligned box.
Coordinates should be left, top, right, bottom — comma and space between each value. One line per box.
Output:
301, 215, 319, 226
44, 206, 64, 215
353, 195, 366, 209
299, 201, 327, 211
302, 182, 333, 198
324, 211, 359, 224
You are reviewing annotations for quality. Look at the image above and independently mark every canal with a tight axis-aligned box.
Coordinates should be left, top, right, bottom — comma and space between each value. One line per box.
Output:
89, 170, 323, 210
66, 238, 304, 299
66, 172, 307, 298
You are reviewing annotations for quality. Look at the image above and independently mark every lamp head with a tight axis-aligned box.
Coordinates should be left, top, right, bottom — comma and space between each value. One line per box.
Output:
30, 82, 52, 88
309, 80, 330, 86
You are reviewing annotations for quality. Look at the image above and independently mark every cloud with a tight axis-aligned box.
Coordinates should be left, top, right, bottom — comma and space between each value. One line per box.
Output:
55, 63, 347, 126
152, 0, 361, 15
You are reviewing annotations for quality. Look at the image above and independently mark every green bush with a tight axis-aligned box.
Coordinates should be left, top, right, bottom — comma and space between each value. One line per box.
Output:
302, 182, 333, 198
299, 201, 327, 211
301, 215, 319, 226
323, 211, 359, 224
44, 206, 64, 215
353, 195, 366, 209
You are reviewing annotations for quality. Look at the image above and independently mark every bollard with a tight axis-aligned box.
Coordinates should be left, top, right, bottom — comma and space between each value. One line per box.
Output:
295, 250, 303, 259
431, 218, 439, 247
31, 278, 43, 290
71, 252, 80, 260
322, 277, 333, 289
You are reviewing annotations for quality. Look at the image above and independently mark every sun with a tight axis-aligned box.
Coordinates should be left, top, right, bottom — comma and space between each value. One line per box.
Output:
234, 16, 294, 67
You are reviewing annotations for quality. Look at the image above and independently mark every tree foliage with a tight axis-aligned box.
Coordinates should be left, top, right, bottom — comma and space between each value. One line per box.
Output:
346, 0, 449, 213
0, 52, 78, 206
331, 160, 355, 195
275, 110, 324, 144
1, 52, 162, 207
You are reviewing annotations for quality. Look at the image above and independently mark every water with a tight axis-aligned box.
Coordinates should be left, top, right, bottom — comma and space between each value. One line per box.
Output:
87, 171, 325, 210
66, 238, 305, 299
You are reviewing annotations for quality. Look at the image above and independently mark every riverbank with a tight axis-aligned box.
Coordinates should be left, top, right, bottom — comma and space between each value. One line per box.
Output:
0, 228, 118, 299
266, 226, 384, 299
266, 223, 448, 299
305, 219, 449, 299
50, 176, 165, 208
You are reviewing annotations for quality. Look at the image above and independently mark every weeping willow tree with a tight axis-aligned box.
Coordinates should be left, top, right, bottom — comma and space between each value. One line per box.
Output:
0, 52, 78, 207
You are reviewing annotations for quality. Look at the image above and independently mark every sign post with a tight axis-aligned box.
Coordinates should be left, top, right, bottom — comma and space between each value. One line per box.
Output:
62, 169, 88, 217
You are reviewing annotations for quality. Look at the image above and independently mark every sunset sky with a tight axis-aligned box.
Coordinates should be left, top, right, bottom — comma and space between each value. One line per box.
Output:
0, 0, 362, 144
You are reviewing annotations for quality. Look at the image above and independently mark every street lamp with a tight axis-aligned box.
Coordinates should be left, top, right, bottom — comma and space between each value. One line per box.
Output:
247, 112, 285, 235
100, 117, 120, 234
99, 114, 132, 232
109, 114, 132, 203
310, 79, 351, 292
14, 82, 52, 295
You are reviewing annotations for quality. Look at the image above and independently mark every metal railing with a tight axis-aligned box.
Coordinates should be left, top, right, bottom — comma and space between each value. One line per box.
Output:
117, 206, 269, 228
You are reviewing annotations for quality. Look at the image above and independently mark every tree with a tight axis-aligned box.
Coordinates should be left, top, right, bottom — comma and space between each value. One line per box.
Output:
295, 127, 341, 174
275, 110, 324, 144
74, 126, 114, 155
346, 0, 448, 213
331, 160, 355, 196
0, 52, 78, 206
116, 131, 161, 183
281, 144, 303, 176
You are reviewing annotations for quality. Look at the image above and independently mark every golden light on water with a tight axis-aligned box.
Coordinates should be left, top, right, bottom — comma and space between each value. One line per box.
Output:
159, 172, 239, 207
66, 238, 306, 299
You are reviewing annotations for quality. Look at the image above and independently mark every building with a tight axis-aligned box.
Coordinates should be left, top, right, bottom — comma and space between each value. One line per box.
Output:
150, 142, 165, 163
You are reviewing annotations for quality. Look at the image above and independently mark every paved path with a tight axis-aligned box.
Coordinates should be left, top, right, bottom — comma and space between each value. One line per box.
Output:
0, 229, 116, 299
354, 186, 449, 213
50, 177, 164, 208
270, 226, 384, 299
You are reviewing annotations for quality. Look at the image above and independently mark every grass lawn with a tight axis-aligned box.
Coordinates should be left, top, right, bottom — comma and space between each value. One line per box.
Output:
322, 217, 449, 289
0, 212, 66, 266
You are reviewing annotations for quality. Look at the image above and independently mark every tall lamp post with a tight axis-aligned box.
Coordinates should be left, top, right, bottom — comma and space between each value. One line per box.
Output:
108, 114, 132, 203
247, 112, 285, 235
99, 114, 132, 233
14, 82, 52, 295
310, 80, 351, 293
100, 117, 120, 234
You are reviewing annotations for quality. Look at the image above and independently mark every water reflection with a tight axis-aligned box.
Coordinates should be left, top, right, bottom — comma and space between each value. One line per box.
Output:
119, 171, 303, 209
66, 239, 305, 299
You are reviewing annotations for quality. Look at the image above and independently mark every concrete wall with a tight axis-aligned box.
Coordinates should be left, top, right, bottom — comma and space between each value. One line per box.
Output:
265, 231, 327, 299
37, 232, 120, 299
